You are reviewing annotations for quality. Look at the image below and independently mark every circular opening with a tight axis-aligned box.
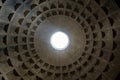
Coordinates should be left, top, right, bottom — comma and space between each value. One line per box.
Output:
50, 31, 69, 50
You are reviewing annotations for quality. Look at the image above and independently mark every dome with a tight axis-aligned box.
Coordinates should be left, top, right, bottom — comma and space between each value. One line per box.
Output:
0, 0, 120, 80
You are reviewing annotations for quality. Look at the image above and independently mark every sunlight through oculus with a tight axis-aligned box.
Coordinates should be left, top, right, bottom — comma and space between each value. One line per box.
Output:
50, 32, 69, 50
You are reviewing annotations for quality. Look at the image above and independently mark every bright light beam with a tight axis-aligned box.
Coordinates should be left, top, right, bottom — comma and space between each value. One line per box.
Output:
50, 32, 69, 50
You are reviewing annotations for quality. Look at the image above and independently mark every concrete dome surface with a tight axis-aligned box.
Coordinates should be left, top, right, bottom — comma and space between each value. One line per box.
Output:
0, 0, 120, 80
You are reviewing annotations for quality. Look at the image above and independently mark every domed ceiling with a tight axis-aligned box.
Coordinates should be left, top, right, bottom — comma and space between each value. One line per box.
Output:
0, 0, 120, 80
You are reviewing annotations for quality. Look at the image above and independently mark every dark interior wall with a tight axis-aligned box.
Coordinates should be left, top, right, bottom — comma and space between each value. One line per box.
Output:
115, 0, 120, 8
115, 73, 120, 80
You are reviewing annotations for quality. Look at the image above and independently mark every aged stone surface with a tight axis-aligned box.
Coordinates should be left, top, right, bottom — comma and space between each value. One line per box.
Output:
0, 0, 120, 80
